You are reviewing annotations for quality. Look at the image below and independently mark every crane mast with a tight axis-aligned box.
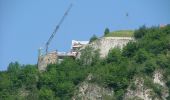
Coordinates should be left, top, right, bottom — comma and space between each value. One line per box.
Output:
45, 4, 73, 54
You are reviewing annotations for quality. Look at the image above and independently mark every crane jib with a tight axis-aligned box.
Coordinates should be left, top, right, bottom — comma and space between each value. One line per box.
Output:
45, 4, 73, 54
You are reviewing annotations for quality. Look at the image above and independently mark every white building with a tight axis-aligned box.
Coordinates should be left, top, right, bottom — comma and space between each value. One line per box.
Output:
71, 40, 89, 52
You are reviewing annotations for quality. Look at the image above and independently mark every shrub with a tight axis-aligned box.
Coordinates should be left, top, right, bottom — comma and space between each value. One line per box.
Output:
89, 34, 98, 43
134, 25, 147, 39
104, 28, 110, 36
107, 48, 122, 63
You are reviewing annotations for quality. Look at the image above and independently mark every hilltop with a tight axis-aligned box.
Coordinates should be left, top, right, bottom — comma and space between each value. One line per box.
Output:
104, 30, 134, 37
0, 25, 170, 100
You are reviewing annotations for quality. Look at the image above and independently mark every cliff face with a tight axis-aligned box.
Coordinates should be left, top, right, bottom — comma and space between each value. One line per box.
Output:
124, 70, 169, 100
73, 82, 114, 100
90, 37, 133, 58
73, 74, 114, 100
74, 70, 169, 100
74, 34, 169, 100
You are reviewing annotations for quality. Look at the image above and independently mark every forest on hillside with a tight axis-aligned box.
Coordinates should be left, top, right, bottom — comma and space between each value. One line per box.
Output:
0, 25, 170, 100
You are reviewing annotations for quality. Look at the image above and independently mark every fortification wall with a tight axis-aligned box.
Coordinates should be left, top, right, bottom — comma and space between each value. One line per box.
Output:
90, 37, 134, 58
38, 37, 133, 71
38, 51, 58, 71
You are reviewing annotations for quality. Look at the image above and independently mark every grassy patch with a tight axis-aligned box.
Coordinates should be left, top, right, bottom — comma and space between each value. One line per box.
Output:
104, 30, 134, 37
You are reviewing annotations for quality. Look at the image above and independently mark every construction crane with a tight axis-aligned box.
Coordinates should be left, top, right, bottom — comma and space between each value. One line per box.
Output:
45, 4, 73, 54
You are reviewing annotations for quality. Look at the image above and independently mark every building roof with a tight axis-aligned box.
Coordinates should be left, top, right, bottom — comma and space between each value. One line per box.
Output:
71, 40, 89, 49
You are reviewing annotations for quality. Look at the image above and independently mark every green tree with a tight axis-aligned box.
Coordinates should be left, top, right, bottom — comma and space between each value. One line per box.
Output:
134, 49, 149, 64
39, 87, 55, 100
56, 82, 74, 98
104, 28, 110, 36
89, 34, 98, 43
107, 48, 122, 63
134, 25, 147, 39
0, 72, 11, 89
0, 25, 170, 100
143, 58, 157, 75
122, 41, 138, 57
79, 46, 92, 66
18, 65, 38, 89
7, 62, 21, 73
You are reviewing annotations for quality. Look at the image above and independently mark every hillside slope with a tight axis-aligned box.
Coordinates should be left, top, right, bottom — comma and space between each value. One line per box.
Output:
0, 25, 170, 100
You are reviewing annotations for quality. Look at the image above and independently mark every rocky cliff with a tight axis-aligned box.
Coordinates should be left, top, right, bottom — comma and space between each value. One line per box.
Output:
73, 74, 114, 100
74, 70, 169, 100
124, 70, 169, 100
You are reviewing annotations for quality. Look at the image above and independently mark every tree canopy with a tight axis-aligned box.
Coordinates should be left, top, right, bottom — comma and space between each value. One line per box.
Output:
0, 25, 170, 99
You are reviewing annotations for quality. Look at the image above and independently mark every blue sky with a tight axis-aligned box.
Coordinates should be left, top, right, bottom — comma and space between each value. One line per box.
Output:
1, 0, 170, 70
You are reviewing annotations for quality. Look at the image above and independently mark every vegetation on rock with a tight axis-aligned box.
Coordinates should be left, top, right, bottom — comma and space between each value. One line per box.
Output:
0, 25, 170, 99
89, 34, 98, 43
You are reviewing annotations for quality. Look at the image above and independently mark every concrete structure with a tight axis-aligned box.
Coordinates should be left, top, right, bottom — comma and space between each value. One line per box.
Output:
38, 40, 89, 71
38, 51, 58, 71
71, 40, 89, 55
37, 37, 133, 71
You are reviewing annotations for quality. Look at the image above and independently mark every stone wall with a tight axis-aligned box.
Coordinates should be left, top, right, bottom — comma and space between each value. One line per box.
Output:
38, 51, 58, 71
38, 37, 133, 71
89, 37, 134, 58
